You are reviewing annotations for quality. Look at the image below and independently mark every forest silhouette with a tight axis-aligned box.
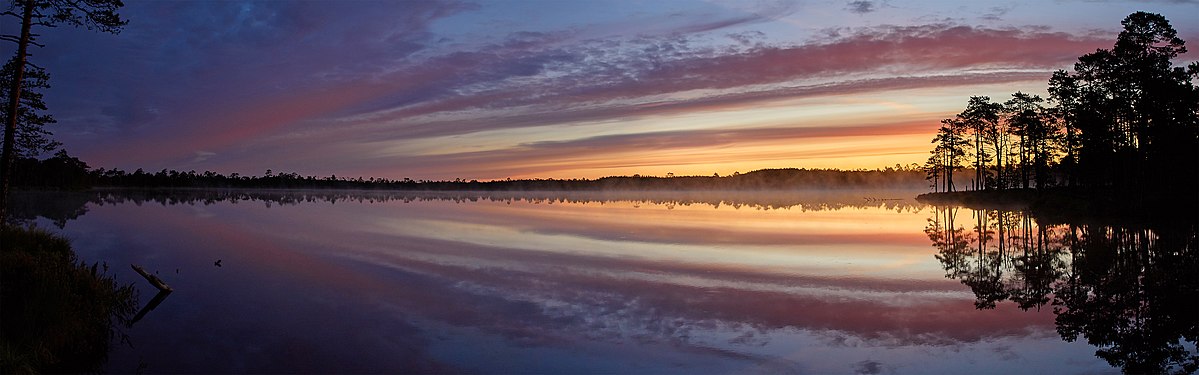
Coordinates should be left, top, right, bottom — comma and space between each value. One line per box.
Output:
923, 12, 1197, 197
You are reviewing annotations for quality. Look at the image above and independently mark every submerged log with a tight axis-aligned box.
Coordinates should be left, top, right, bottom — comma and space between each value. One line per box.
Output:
131, 264, 173, 292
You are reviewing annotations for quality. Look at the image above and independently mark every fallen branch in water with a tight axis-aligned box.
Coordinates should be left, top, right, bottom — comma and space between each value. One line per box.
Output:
131, 264, 173, 292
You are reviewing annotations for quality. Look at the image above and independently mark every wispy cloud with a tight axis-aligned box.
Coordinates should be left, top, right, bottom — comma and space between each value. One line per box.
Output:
32, 0, 1182, 178
846, 0, 878, 14
326, 24, 1105, 139
980, 5, 1014, 21
84, 17, 1110, 175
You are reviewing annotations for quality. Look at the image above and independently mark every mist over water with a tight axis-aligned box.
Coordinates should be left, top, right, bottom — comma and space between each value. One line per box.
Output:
18, 190, 1160, 373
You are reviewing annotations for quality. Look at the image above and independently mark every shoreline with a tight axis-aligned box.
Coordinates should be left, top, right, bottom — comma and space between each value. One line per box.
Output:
916, 188, 1198, 225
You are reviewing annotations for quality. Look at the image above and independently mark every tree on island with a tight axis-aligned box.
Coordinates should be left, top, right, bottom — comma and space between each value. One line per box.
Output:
926, 117, 967, 192
1, 0, 127, 224
1002, 92, 1056, 190
924, 11, 1198, 194
963, 96, 1002, 190
1055, 12, 1198, 191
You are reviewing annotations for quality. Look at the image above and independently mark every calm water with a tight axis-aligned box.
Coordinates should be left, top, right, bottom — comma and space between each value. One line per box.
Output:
15, 190, 1197, 374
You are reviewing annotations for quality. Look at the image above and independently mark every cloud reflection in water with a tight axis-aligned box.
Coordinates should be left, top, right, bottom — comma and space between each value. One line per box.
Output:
27, 191, 1112, 373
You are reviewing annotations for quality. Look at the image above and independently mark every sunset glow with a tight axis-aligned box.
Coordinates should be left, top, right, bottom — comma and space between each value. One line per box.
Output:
11, 0, 1197, 179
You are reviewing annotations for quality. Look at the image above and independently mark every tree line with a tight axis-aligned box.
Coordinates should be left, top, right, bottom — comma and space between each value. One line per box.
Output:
924, 12, 1198, 195
10, 154, 928, 191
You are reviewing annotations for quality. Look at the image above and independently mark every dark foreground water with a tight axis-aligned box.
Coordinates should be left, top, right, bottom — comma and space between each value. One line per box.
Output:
15, 190, 1197, 374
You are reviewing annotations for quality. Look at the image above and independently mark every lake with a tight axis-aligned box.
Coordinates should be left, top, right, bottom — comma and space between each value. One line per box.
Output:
13, 189, 1197, 374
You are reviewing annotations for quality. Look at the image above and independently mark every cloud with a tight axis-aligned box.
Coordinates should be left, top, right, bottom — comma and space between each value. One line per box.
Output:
95, 18, 1103, 175
323, 20, 1103, 142
193, 151, 216, 163
331, 120, 934, 179
854, 360, 885, 374
54, 0, 476, 167
727, 31, 767, 46
668, 1, 799, 34
42, 1, 1121, 177
846, 1, 877, 14
980, 6, 1014, 21
509, 122, 928, 155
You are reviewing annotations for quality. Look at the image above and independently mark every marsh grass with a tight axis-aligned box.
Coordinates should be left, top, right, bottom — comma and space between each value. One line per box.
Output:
1, 226, 138, 374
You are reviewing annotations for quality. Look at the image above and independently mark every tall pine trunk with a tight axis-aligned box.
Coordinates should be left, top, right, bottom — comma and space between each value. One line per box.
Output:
0, 0, 34, 226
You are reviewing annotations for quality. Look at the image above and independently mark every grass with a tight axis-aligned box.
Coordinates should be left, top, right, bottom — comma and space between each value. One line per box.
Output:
1, 226, 138, 374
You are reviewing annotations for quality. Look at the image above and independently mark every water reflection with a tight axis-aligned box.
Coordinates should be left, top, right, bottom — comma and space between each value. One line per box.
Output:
15, 189, 1121, 373
10, 188, 926, 224
129, 290, 171, 327
927, 207, 1199, 374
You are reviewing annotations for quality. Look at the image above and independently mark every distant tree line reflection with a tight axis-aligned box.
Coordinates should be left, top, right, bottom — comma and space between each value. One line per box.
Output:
8, 189, 926, 228
926, 207, 1198, 374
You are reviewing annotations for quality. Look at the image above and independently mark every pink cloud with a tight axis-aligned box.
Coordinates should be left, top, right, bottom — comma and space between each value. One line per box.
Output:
74, 20, 1128, 177
328, 25, 1109, 139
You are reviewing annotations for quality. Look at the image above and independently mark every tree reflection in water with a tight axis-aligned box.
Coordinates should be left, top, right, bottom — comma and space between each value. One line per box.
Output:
927, 207, 1198, 374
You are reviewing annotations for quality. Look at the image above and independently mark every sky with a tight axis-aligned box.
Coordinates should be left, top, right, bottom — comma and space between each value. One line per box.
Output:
7, 0, 1198, 180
